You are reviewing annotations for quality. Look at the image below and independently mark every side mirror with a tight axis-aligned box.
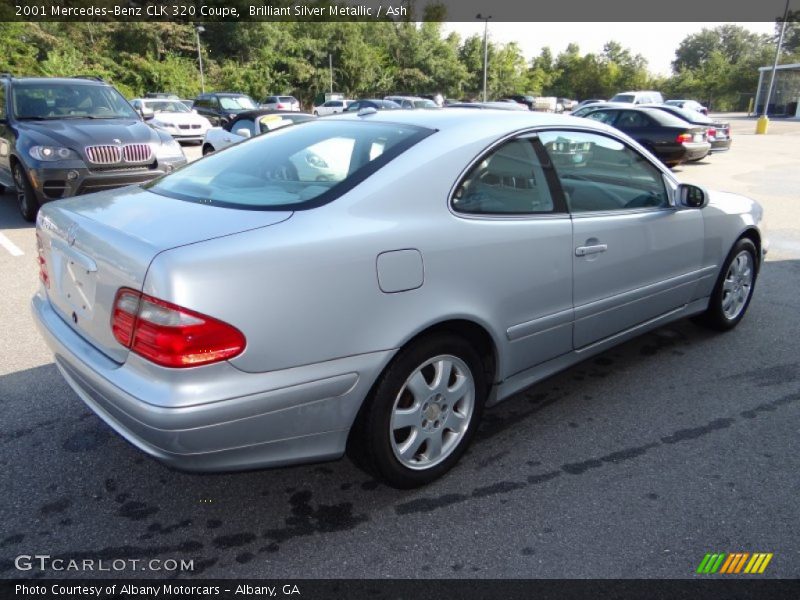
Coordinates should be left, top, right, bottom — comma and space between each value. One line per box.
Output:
678, 183, 708, 209
234, 128, 252, 138
139, 108, 154, 121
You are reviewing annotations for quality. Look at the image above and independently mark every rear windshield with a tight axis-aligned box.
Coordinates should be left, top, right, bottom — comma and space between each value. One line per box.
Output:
147, 120, 433, 210
279, 96, 296, 102
609, 94, 635, 103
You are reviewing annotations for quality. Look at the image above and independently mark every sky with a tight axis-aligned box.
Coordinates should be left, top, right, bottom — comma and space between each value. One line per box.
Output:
443, 22, 778, 76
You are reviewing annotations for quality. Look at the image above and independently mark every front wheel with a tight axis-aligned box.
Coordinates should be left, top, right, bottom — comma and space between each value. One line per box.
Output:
202, 144, 214, 156
696, 238, 758, 331
349, 334, 487, 488
13, 162, 39, 222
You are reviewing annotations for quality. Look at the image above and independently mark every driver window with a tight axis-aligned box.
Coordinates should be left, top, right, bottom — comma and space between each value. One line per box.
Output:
538, 130, 669, 213
451, 138, 554, 215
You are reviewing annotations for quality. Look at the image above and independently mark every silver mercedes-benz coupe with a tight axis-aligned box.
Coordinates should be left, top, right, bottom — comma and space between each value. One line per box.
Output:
32, 109, 766, 488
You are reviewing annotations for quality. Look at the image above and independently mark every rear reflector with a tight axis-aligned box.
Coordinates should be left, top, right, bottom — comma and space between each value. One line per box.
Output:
111, 288, 246, 368
35, 232, 50, 288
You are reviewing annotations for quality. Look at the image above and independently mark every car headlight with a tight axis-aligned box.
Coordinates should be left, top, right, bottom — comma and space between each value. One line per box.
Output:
29, 146, 80, 161
155, 138, 185, 160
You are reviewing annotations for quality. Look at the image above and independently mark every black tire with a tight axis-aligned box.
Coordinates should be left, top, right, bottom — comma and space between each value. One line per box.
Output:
13, 162, 39, 222
348, 333, 487, 488
695, 237, 758, 331
202, 144, 214, 156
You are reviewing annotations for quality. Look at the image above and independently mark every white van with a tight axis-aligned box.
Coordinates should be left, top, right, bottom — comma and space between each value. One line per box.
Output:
609, 91, 665, 105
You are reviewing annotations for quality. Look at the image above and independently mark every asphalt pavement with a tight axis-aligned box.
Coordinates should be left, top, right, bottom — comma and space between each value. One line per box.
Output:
0, 116, 798, 579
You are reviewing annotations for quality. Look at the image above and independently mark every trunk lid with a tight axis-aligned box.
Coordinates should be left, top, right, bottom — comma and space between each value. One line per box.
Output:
37, 186, 292, 363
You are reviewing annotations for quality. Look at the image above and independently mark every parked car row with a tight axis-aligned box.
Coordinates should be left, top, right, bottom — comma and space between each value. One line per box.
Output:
570, 98, 731, 167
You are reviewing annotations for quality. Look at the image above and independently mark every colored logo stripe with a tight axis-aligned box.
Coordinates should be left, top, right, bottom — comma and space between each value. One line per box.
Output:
697, 552, 773, 574
697, 553, 726, 574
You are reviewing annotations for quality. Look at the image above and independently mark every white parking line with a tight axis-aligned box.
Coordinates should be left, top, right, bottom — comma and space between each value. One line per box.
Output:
0, 233, 24, 256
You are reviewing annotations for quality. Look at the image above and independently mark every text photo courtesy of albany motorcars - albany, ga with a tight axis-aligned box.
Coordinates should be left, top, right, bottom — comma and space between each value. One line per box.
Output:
1, 4, 799, 594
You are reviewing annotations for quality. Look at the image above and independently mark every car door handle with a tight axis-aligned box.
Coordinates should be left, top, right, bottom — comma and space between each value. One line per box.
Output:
575, 244, 608, 257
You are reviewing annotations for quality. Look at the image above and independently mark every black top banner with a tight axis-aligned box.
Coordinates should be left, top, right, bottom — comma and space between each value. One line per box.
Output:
2, 0, 799, 22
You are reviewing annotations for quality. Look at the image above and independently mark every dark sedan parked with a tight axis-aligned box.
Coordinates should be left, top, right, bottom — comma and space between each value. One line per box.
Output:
579, 106, 710, 167
640, 104, 732, 155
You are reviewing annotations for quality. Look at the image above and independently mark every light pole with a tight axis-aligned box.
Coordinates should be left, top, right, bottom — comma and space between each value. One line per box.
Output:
476, 13, 492, 102
195, 25, 205, 94
757, 0, 790, 133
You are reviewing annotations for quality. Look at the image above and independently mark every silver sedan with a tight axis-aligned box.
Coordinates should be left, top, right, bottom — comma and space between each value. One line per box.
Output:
32, 109, 766, 488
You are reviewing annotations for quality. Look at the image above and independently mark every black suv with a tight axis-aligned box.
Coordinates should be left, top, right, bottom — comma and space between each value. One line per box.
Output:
0, 75, 187, 221
192, 92, 259, 127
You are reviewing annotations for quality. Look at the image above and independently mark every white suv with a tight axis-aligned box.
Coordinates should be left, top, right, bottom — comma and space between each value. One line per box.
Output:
313, 99, 352, 116
261, 95, 300, 111
609, 91, 665, 105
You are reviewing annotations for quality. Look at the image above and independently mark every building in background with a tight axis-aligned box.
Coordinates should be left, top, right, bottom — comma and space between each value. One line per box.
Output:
754, 63, 800, 117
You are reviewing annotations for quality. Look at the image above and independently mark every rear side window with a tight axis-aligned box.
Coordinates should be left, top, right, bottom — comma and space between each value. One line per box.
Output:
0, 84, 5, 119
585, 110, 616, 125
451, 138, 555, 215
615, 111, 652, 128
148, 120, 433, 210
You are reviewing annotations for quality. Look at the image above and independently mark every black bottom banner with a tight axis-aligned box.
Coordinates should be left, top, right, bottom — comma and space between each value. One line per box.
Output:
3, 579, 800, 600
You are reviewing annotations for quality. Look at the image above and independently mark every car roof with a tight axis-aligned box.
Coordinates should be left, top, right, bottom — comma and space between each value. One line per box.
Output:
8, 77, 106, 86
328, 107, 614, 137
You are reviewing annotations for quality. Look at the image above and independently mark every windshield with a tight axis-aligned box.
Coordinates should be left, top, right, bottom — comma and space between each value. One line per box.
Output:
609, 94, 635, 103
12, 82, 139, 120
147, 120, 432, 210
219, 96, 257, 110
145, 100, 190, 113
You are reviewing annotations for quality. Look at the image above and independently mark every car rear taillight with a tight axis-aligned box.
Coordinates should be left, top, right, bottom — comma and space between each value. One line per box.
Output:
676, 132, 693, 144
111, 288, 246, 368
707, 127, 716, 139
35, 232, 50, 288
276, 103, 286, 109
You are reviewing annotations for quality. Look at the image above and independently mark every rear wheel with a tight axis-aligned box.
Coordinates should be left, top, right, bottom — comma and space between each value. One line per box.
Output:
13, 162, 39, 222
349, 334, 487, 488
202, 144, 214, 156
696, 238, 758, 331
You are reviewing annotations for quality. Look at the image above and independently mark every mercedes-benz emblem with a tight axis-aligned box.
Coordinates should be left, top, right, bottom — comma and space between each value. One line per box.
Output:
66, 224, 78, 246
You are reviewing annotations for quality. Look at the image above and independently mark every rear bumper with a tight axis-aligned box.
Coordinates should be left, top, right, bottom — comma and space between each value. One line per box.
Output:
682, 142, 711, 162
32, 292, 393, 472
710, 138, 732, 153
